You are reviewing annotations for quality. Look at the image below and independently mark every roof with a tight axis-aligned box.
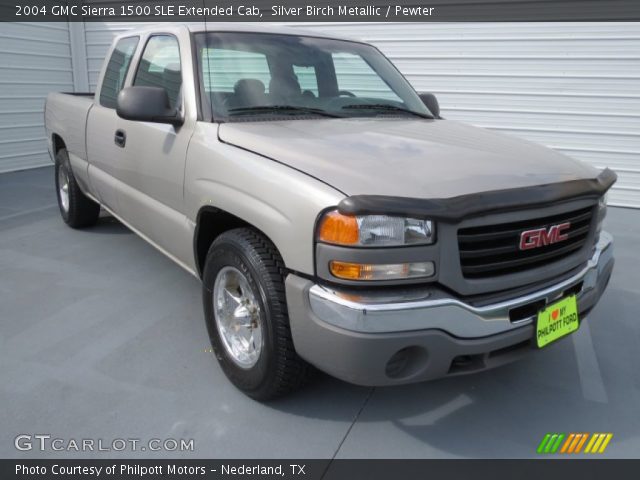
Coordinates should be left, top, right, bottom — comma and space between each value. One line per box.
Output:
114, 22, 363, 43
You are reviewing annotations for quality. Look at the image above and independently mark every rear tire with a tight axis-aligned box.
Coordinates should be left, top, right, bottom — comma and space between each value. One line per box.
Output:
202, 228, 312, 400
55, 148, 100, 228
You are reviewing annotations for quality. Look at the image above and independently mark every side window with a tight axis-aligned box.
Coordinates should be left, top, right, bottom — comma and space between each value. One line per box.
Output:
332, 52, 400, 101
99, 37, 139, 109
133, 35, 182, 109
201, 48, 271, 93
293, 65, 319, 96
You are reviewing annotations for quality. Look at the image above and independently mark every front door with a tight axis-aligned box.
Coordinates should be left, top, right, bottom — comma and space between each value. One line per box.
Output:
115, 34, 192, 263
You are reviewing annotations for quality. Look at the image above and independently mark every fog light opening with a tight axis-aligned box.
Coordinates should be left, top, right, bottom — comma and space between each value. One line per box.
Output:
385, 346, 428, 379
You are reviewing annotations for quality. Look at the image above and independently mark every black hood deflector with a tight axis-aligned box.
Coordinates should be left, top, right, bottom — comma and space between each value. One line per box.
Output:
338, 168, 617, 222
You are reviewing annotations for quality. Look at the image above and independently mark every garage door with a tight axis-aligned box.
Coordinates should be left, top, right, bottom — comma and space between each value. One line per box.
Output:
0, 22, 75, 173
80, 22, 640, 208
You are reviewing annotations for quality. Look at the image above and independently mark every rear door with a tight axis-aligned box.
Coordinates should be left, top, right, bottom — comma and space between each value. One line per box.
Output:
86, 36, 139, 211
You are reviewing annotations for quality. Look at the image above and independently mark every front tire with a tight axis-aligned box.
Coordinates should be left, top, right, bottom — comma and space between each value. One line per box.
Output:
202, 228, 312, 400
54, 148, 100, 228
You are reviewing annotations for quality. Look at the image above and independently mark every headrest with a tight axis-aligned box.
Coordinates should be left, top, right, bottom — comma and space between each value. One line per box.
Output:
234, 79, 266, 97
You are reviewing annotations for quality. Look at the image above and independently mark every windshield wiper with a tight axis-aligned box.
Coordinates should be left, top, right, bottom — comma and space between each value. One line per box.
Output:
227, 105, 343, 118
341, 104, 433, 119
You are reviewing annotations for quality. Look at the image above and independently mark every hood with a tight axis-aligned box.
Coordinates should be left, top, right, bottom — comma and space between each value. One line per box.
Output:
218, 118, 600, 199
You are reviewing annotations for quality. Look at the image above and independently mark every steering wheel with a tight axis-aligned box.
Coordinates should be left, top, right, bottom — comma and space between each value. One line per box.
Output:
338, 90, 356, 97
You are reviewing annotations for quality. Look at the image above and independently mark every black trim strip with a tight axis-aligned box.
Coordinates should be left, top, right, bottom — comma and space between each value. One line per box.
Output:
338, 168, 617, 222
189, 31, 204, 122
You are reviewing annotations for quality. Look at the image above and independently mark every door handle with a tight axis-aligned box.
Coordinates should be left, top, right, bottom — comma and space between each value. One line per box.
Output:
114, 129, 126, 148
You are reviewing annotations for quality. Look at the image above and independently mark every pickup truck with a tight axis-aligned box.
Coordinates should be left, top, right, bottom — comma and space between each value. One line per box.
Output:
45, 24, 615, 400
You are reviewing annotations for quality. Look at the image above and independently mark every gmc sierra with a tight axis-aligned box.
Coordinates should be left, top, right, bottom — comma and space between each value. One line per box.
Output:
45, 24, 615, 400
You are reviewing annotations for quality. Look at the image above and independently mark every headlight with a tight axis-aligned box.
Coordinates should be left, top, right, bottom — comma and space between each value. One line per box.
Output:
596, 193, 608, 234
317, 210, 435, 247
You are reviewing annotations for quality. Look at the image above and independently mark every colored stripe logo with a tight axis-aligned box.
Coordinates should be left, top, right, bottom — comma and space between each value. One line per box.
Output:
537, 433, 613, 454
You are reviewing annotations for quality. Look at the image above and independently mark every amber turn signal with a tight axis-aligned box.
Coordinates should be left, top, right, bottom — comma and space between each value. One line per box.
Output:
317, 211, 359, 245
329, 260, 435, 281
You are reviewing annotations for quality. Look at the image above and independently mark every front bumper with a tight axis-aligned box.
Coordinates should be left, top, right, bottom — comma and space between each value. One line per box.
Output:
285, 232, 614, 386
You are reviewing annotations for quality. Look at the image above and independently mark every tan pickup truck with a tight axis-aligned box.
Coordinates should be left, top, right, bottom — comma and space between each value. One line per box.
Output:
45, 24, 615, 400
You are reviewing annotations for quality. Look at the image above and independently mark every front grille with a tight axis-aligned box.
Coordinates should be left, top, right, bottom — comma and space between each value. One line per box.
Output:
458, 206, 594, 278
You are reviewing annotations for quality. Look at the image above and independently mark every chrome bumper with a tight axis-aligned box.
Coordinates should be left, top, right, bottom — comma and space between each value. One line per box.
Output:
307, 232, 614, 338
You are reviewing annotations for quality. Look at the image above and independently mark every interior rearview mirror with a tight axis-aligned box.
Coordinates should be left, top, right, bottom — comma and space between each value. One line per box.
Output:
116, 86, 183, 126
419, 93, 441, 119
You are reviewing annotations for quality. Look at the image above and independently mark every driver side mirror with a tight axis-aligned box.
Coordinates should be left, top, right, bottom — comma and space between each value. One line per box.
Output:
419, 93, 441, 119
116, 86, 183, 126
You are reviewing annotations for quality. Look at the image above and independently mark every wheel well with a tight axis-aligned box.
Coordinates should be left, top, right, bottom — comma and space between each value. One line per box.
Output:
194, 207, 263, 277
52, 134, 66, 153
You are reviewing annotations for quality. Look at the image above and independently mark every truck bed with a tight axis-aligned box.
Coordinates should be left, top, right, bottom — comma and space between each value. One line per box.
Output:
45, 92, 94, 163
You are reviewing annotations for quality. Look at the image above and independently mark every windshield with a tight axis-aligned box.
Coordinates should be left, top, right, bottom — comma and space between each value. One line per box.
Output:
194, 32, 433, 121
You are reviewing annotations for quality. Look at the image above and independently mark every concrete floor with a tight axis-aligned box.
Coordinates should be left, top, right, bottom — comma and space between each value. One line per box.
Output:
1, 166, 639, 459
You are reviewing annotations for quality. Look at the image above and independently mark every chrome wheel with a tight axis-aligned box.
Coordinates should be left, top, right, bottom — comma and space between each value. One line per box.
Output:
58, 166, 70, 213
213, 266, 263, 369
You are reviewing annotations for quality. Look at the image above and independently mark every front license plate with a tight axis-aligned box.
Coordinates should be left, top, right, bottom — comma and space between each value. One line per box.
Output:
536, 295, 579, 348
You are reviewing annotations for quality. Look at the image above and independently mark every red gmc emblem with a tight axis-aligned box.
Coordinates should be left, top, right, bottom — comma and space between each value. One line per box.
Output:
519, 222, 571, 250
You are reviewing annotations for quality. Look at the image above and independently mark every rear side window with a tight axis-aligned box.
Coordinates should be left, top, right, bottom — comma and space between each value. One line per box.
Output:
293, 65, 319, 96
133, 35, 182, 109
99, 36, 139, 109
202, 48, 271, 92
